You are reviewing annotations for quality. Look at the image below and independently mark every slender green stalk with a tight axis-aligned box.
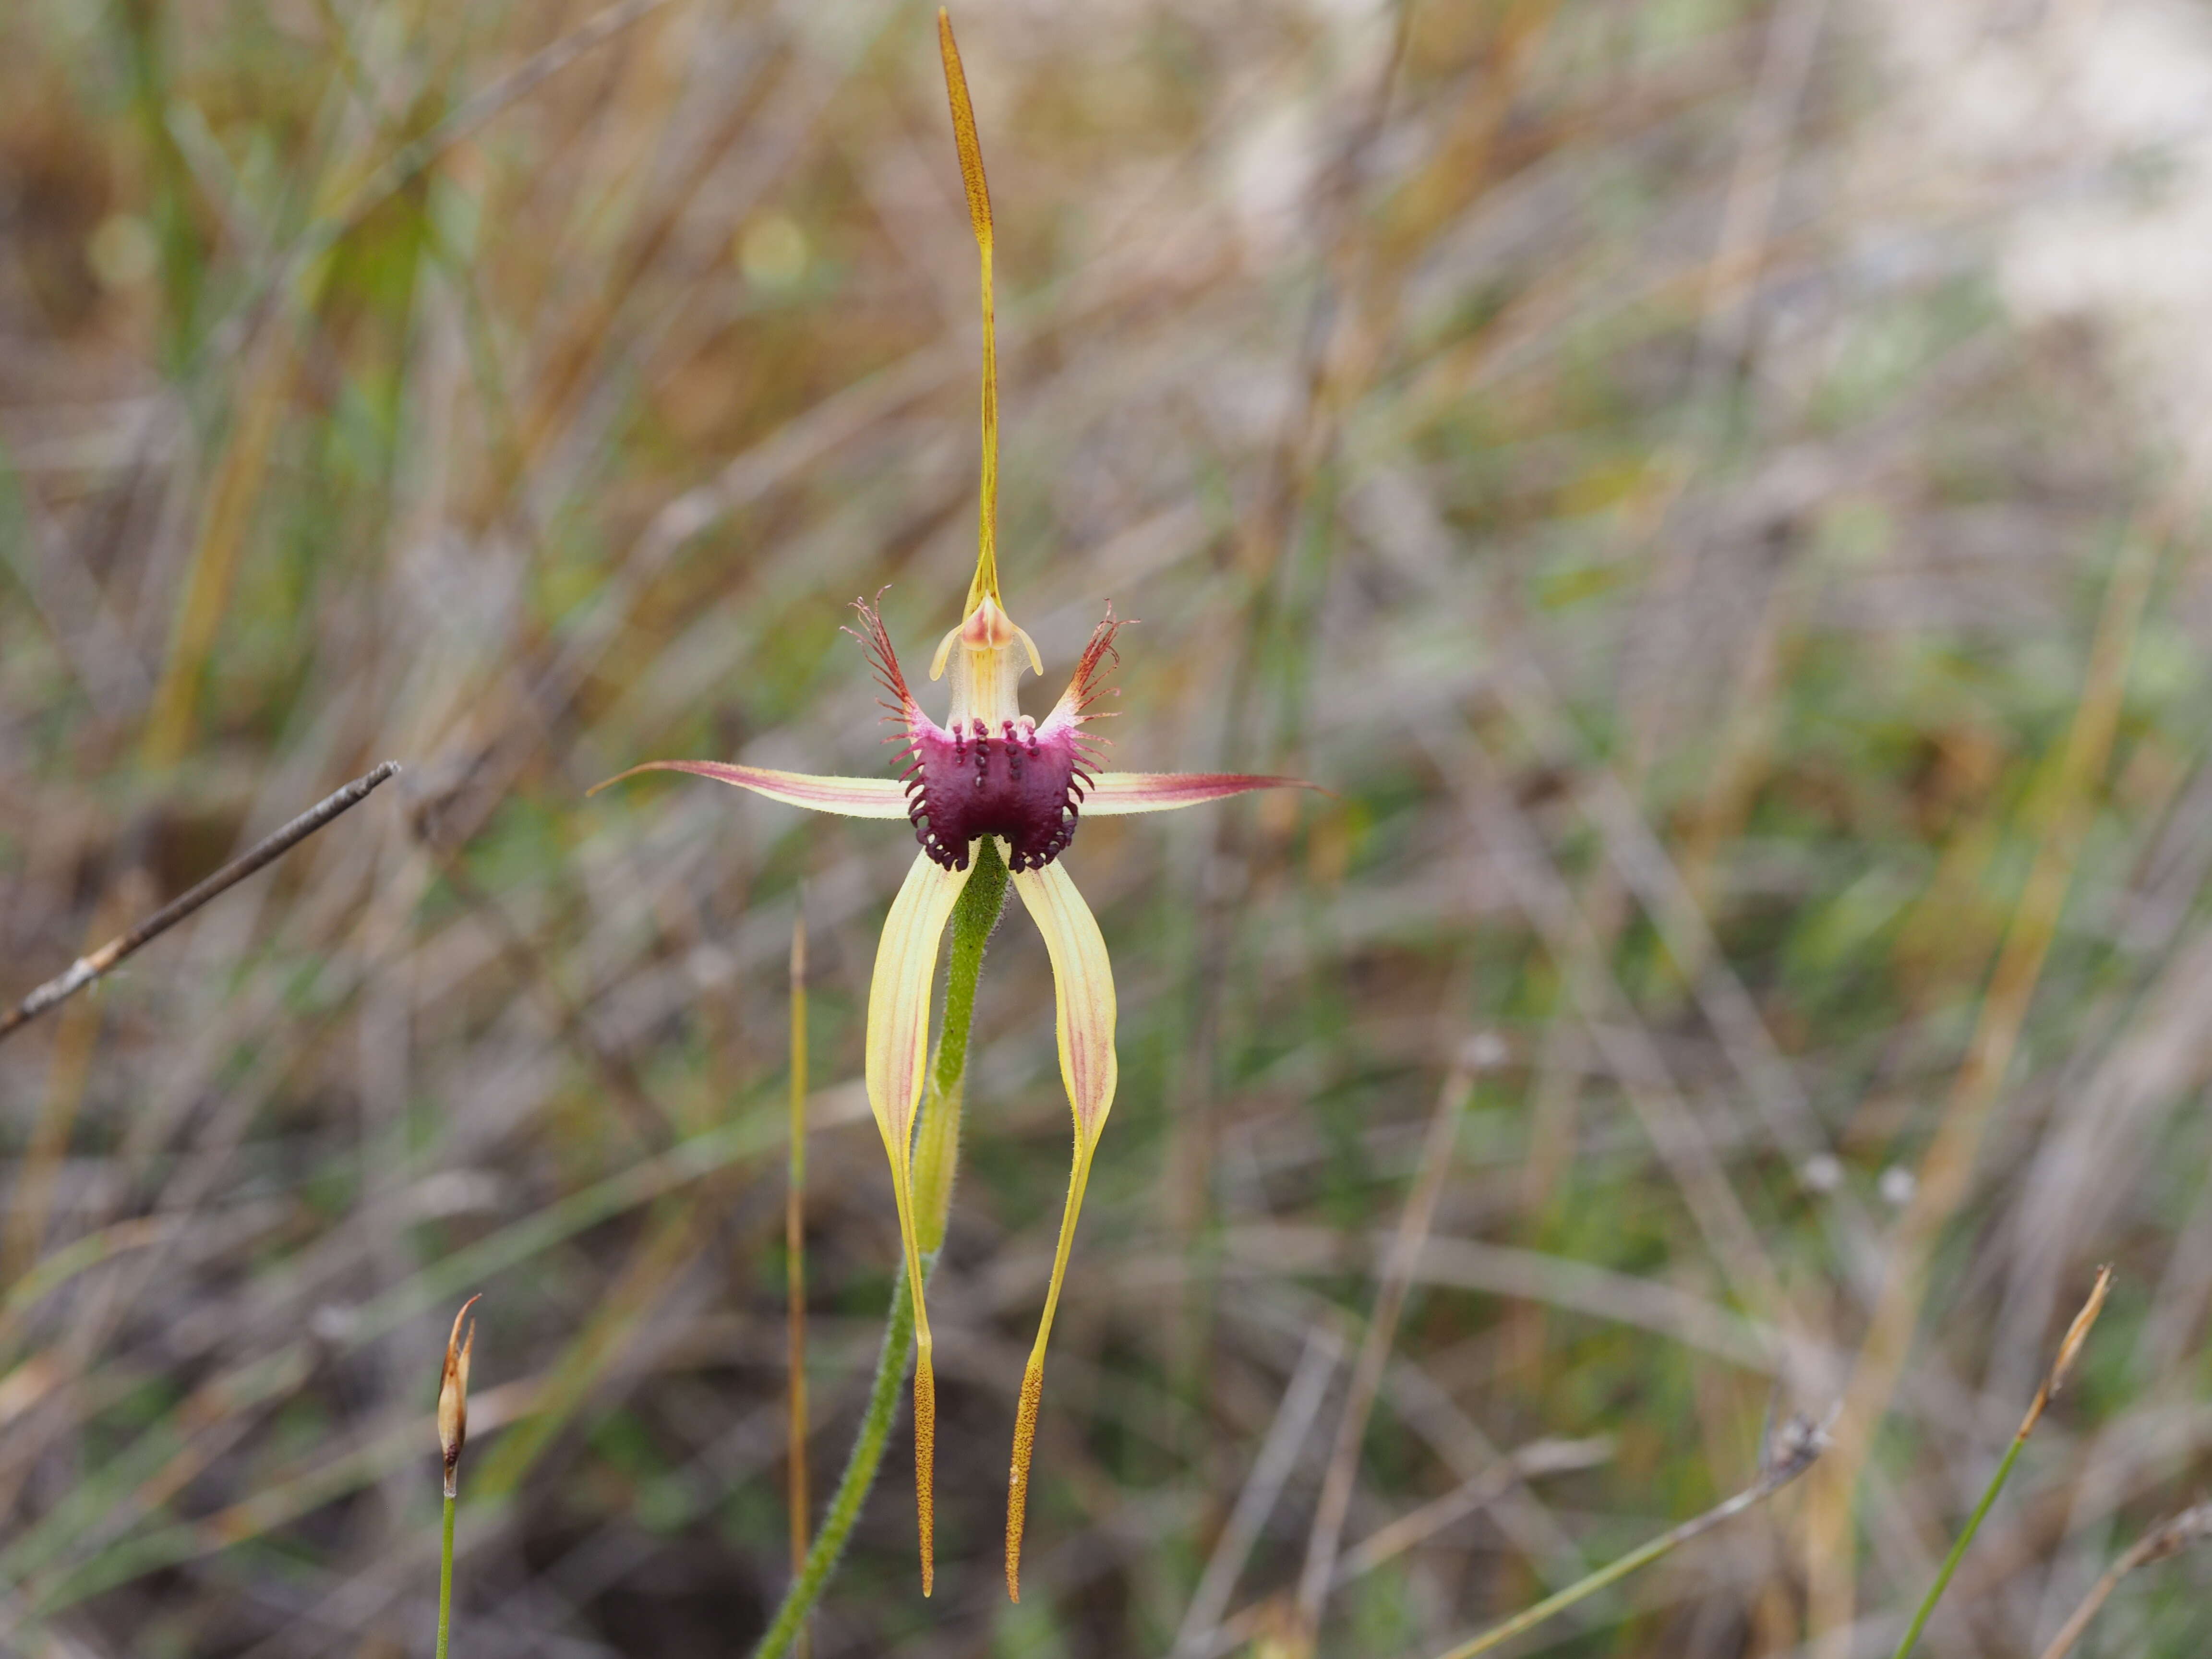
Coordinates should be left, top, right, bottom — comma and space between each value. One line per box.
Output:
1426, 1417, 1827, 1659
1887, 1435, 2024, 1659
786, 906, 811, 1659
1889, 1267, 2111, 1659
435, 1491, 457, 1659
912, 838, 1009, 1250
752, 1259, 919, 1659
750, 839, 1010, 1659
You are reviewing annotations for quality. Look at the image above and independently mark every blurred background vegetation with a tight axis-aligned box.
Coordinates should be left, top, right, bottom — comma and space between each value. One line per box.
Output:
5, 0, 2212, 1653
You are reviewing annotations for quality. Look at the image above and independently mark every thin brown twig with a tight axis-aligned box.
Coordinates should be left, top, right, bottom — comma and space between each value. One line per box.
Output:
0, 762, 403, 1045
1425, 1413, 1832, 1659
1171, 1326, 1344, 1658
2036, 1501, 2212, 1659
1294, 1052, 1482, 1634
1185, 1434, 1614, 1659
1338, 1435, 1616, 1585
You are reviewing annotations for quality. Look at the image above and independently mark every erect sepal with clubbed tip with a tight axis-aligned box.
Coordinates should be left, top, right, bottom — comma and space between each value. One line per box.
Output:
439, 1294, 481, 1500
937, 5, 999, 625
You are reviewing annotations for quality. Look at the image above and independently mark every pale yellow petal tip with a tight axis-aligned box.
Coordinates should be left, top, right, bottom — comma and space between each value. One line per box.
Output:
916, 1350, 938, 1598
1005, 1360, 1044, 1602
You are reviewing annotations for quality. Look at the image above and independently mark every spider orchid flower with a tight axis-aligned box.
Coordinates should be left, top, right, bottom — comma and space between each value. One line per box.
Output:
595, 11, 1313, 1601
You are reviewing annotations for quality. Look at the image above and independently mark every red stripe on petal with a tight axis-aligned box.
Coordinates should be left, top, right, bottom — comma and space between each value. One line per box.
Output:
1075, 771, 1322, 817
1011, 862, 1117, 1142
588, 761, 914, 818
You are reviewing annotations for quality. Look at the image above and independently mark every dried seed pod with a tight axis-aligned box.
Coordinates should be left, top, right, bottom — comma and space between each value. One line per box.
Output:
439, 1295, 481, 1499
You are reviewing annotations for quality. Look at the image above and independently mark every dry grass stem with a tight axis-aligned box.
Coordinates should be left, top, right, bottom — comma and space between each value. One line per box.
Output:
1425, 1414, 1830, 1659
2036, 1502, 2212, 1659
0, 762, 401, 1043
1294, 1057, 1481, 1634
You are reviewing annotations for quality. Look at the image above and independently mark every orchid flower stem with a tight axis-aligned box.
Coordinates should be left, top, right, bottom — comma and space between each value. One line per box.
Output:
751, 1258, 919, 1659
434, 1491, 456, 1659
750, 841, 1009, 1658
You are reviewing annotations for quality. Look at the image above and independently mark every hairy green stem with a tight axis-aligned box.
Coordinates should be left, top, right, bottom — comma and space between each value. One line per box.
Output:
750, 839, 1010, 1659
435, 1492, 457, 1659
751, 1259, 919, 1659
912, 839, 1008, 1250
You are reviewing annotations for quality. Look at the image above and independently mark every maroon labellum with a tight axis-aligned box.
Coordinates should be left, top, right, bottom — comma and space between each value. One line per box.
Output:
907, 716, 1084, 872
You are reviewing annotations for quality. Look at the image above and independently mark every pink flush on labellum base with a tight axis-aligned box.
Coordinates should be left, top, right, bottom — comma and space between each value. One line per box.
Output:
593, 6, 1318, 1606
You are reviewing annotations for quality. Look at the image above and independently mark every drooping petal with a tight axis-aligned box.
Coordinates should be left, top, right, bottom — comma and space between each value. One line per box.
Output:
588, 760, 912, 818
1004, 860, 1118, 1600
1011, 861, 1118, 1142
866, 848, 974, 1597
871, 851, 978, 1156
1077, 770, 1322, 816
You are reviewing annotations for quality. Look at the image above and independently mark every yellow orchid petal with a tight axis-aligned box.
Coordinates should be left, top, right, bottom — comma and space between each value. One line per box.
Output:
869, 849, 977, 1166
588, 760, 912, 818
1077, 771, 1323, 816
1011, 861, 1118, 1140
867, 847, 974, 1596
1004, 859, 1117, 1600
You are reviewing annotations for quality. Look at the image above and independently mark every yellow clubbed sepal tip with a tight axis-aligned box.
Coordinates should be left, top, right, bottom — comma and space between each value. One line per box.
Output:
886, 1154, 938, 1596
915, 1343, 938, 1597
1005, 1361, 1044, 1602
937, 8, 999, 622
1004, 1141, 1096, 1601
